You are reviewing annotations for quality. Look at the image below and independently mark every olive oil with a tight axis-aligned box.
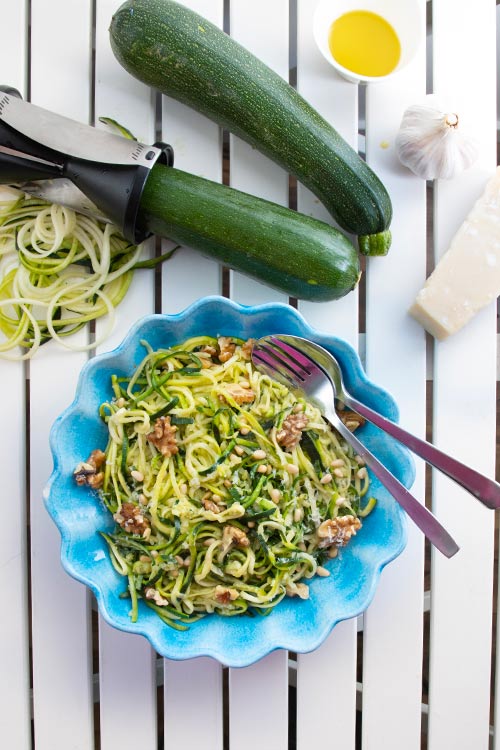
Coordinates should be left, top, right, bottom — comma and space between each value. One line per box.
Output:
328, 10, 401, 78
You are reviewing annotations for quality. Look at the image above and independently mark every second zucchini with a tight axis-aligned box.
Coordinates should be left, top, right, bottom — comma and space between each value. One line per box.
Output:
139, 164, 361, 301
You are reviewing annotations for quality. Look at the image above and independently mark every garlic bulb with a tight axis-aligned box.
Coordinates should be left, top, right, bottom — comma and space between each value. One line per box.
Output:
395, 100, 478, 180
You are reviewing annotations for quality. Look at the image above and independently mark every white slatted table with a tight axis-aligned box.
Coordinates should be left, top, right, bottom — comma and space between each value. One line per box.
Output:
0, 1, 497, 749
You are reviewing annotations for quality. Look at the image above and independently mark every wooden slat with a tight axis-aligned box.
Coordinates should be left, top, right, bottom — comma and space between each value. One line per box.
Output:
164, 658, 223, 747
97, 620, 157, 750
29, 2, 94, 748
294, 1, 359, 746
0, 4, 31, 748
227, 0, 289, 305
94, 1, 158, 747
229, 650, 288, 750
226, 2, 289, 747
159, 3, 225, 748
160, 0, 223, 312
429, 1, 497, 748
361, 2, 427, 748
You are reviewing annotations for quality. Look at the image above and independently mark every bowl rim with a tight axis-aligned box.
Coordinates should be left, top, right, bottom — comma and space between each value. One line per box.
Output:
45, 295, 412, 667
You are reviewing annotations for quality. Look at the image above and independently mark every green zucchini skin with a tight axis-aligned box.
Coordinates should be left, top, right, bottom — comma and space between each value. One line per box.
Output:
109, 0, 393, 251
139, 165, 360, 301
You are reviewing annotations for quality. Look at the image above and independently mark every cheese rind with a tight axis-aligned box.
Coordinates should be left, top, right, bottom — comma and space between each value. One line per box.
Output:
410, 167, 500, 340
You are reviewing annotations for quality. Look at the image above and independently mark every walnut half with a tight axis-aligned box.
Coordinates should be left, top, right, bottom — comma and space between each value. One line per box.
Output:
74, 449, 106, 489
147, 416, 178, 457
240, 338, 256, 360
214, 585, 239, 604
220, 525, 250, 558
276, 412, 309, 450
317, 515, 362, 548
337, 409, 366, 432
219, 382, 255, 405
218, 336, 236, 363
113, 501, 151, 536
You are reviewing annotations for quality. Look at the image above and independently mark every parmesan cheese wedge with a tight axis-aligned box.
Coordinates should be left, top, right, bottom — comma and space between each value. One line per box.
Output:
410, 167, 500, 340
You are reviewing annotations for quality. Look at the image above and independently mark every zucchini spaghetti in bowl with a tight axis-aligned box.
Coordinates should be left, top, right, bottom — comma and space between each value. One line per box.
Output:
74, 334, 375, 630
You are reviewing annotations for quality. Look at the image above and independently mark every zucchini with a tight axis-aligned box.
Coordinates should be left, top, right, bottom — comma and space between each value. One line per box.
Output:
110, 0, 393, 255
139, 164, 360, 301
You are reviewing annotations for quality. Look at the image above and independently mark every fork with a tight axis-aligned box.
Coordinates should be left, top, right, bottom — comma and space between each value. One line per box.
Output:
252, 336, 460, 558
275, 334, 500, 511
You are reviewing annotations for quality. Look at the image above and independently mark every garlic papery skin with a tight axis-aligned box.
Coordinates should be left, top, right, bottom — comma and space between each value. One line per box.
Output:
395, 102, 478, 180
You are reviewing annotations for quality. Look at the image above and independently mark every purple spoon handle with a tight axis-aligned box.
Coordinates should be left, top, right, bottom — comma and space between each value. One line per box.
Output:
326, 407, 459, 558
345, 395, 500, 510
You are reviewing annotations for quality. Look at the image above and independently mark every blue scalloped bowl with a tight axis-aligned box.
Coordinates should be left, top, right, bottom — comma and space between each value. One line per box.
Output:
44, 296, 413, 667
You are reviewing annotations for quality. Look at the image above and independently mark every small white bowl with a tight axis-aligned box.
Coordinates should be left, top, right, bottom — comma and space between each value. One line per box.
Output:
313, 0, 423, 84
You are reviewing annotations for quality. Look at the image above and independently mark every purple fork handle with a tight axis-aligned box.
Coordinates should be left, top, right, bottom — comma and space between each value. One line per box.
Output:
345, 396, 500, 511
329, 413, 460, 558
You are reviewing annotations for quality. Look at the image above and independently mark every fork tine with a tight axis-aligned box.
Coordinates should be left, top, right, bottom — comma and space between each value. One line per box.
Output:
253, 343, 305, 383
252, 346, 293, 387
258, 338, 312, 379
268, 336, 318, 374
259, 336, 316, 380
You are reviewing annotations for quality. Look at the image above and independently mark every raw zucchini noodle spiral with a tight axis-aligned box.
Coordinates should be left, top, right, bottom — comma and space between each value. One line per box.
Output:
77, 335, 375, 630
0, 188, 174, 359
